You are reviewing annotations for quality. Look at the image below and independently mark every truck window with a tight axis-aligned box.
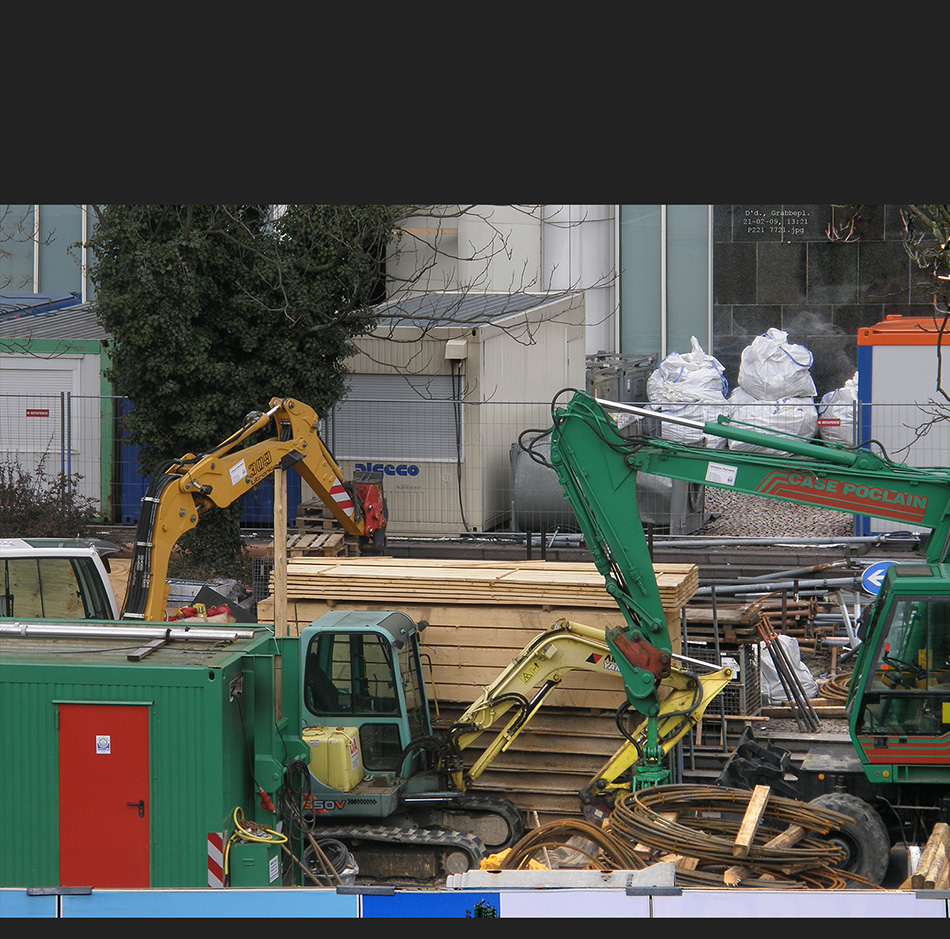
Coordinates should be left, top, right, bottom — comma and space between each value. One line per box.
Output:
1, 557, 114, 620
856, 596, 950, 735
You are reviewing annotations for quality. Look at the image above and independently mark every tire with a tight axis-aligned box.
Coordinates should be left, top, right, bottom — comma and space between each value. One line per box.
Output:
809, 792, 891, 885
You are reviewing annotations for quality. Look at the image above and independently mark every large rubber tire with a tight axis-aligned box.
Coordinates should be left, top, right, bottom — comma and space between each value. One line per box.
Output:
809, 792, 891, 885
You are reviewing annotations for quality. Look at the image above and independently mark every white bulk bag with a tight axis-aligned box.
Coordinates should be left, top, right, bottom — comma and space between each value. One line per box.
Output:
647, 337, 729, 447
817, 372, 858, 446
726, 387, 818, 453
738, 328, 817, 399
760, 634, 820, 704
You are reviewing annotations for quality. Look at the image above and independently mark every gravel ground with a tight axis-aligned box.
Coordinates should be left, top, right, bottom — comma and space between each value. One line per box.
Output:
693, 487, 855, 538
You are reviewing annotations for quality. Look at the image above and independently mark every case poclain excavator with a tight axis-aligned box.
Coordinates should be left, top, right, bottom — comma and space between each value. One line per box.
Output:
537, 388, 950, 884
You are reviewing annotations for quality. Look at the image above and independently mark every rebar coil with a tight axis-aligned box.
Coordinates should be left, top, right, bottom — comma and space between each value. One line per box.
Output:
819, 670, 852, 703
605, 784, 866, 887
495, 818, 649, 872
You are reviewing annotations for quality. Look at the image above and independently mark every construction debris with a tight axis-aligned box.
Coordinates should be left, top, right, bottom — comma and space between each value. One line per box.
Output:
474, 783, 882, 890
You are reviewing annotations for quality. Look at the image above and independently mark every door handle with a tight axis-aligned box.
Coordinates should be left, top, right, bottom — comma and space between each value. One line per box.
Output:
127, 800, 145, 818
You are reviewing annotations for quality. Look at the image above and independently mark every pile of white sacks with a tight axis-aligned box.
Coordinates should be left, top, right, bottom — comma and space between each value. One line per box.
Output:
645, 328, 857, 452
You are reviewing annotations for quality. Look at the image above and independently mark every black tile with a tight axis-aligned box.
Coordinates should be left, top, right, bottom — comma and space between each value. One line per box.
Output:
831, 304, 890, 337
714, 242, 756, 304
858, 240, 912, 303
757, 242, 806, 304
732, 305, 783, 338
807, 241, 859, 305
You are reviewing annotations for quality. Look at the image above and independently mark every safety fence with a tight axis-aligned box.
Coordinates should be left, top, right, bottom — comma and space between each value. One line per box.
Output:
2, 393, 949, 537
2, 885, 947, 919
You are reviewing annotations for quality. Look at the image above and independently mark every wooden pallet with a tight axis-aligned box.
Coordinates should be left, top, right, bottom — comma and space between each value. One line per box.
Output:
295, 499, 344, 533
285, 531, 360, 558
267, 499, 363, 558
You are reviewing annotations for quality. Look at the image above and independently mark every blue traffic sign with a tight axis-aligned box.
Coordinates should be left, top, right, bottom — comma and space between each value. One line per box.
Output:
861, 561, 896, 596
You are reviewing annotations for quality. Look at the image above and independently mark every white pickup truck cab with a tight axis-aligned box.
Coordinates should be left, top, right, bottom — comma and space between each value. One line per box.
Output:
0, 537, 121, 620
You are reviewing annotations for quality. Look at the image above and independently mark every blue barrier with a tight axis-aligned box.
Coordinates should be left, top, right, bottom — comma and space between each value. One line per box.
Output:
2, 887, 948, 919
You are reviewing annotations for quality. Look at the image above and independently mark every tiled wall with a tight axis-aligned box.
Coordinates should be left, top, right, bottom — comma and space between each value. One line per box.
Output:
712, 205, 936, 400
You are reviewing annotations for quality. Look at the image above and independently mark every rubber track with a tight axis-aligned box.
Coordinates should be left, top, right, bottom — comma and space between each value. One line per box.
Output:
312, 822, 487, 866
438, 794, 526, 848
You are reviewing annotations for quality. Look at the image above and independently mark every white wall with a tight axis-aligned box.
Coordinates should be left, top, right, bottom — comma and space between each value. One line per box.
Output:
387, 205, 617, 357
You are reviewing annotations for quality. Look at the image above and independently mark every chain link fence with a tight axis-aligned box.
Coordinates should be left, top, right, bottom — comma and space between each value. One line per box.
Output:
2, 393, 948, 538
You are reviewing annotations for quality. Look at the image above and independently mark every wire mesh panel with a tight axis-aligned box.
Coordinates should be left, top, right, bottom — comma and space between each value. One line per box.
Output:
0, 391, 103, 513
684, 642, 762, 716
1, 392, 946, 536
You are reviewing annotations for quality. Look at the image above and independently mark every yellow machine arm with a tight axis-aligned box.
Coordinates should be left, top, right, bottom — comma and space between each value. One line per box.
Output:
442, 618, 732, 807
123, 397, 386, 621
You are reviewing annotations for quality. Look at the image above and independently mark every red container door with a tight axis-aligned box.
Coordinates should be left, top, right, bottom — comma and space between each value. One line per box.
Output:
58, 703, 150, 887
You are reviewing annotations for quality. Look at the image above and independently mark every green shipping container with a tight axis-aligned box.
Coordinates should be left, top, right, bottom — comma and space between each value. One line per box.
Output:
0, 621, 304, 889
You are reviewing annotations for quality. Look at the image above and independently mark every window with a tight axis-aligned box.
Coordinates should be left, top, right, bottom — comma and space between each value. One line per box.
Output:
856, 596, 950, 735
1, 556, 113, 619
304, 630, 404, 771
619, 205, 711, 359
328, 374, 460, 462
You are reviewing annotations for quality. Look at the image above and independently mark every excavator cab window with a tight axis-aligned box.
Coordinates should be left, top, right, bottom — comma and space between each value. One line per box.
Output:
855, 595, 950, 736
304, 630, 411, 772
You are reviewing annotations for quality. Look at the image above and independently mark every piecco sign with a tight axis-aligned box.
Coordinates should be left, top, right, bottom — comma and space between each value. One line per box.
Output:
355, 462, 420, 477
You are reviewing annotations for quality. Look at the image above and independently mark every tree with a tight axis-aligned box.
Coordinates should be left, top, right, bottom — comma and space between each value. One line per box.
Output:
87, 204, 406, 578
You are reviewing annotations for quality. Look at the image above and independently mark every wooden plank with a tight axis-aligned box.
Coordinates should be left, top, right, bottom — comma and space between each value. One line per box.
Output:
913, 822, 950, 888
733, 785, 771, 858
763, 824, 806, 850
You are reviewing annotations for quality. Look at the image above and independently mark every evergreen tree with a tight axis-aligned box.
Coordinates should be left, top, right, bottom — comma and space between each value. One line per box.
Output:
89, 204, 403, 578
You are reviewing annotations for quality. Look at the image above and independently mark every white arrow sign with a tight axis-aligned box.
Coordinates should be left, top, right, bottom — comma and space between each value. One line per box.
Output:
861, 561, 895, 596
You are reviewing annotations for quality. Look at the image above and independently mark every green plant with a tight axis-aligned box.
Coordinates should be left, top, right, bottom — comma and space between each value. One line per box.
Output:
465, 899, 499, 918
169, 503, 252, 583
0, 455, 99, 539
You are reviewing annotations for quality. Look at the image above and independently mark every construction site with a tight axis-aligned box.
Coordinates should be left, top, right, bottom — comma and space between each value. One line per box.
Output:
4, 387, 950, 921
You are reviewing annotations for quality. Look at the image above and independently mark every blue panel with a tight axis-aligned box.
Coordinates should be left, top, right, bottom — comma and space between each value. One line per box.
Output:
0, 889, 58, 918
60, 888, 358, 918
118, 397, 149, 526
362, 891, 502, 918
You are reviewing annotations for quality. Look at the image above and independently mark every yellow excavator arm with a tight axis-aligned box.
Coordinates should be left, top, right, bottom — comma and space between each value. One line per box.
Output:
442, 618, 732, 806
123, 397, 386, 621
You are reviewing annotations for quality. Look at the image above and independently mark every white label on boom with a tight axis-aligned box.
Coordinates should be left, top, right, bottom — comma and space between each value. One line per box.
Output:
230, 459, 247, 485
706, 462, 738, 487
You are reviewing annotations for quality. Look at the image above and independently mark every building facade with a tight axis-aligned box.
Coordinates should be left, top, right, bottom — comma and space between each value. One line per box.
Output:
1, 203, 937, 402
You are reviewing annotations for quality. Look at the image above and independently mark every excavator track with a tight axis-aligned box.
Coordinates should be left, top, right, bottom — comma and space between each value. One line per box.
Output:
309, 822, 488, 885
401, 794, 526, 853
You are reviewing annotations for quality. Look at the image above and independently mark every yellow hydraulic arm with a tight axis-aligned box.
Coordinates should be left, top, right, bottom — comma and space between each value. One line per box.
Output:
123, 397, 386, 621
442, 618, 732, 805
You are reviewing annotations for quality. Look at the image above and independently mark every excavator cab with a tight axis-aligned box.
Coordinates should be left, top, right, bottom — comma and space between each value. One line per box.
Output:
300, 610, 432, 778
849, 564, 950, 776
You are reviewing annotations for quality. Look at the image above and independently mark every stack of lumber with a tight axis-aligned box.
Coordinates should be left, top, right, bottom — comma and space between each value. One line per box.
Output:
256, 556, 701, 823
684, 596, 819, 645
271, 556, 697, 611
256, 557, 697, 709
